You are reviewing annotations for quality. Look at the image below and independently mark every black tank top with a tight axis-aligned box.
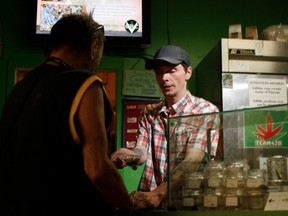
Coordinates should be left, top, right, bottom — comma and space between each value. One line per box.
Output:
0, 63, 115, 215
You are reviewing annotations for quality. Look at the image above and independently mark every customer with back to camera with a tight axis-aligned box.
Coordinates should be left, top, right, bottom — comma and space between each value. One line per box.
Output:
111, 45, 220, 208
0, 13, 149, 215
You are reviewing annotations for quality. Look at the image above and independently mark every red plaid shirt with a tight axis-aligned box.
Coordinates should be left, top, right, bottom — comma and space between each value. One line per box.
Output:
135, 91, 219, 191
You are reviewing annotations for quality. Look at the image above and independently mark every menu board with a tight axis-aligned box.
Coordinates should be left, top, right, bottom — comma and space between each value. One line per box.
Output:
122, 69, 162, 98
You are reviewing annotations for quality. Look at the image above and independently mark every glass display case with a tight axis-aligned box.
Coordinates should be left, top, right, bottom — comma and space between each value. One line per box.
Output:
167, 104, 288, 211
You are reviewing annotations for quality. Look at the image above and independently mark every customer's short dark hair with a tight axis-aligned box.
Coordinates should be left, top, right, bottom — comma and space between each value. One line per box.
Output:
44, 13, 104, 57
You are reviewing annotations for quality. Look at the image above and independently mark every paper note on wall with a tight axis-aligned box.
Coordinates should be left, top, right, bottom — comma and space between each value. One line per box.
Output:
248, 78, 287, 107
122, 69, 162, 98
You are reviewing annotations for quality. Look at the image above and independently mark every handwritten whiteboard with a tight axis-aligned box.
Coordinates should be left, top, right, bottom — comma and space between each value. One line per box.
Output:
122, 69, 162, 98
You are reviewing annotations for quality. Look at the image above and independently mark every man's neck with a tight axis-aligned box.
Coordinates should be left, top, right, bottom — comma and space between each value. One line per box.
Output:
49, 47, 84, 68
165, 90, 188, 108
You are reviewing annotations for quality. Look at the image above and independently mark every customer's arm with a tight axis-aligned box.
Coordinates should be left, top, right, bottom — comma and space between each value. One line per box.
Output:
131, 182, 167, 208
77, 81, 132, 210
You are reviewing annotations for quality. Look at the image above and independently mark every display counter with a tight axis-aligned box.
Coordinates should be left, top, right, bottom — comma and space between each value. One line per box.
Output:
165, 104, 288, 212
121, 104, 288, 215
131, 210, 288, 216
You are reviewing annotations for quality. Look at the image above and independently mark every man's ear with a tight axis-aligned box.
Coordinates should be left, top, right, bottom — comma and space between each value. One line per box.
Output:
185, 66, 192, 81
90, 40, 98, 60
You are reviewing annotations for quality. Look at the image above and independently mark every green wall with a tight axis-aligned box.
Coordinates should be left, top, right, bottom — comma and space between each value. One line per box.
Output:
1, 0, 288, 193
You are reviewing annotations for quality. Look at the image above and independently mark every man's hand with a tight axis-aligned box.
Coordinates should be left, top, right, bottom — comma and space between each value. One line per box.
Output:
110, 148, 136, 169
130, 188, 166, 210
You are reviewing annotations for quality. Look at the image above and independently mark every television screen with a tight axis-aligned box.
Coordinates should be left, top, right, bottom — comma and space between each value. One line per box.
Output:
35, 0, 150, 48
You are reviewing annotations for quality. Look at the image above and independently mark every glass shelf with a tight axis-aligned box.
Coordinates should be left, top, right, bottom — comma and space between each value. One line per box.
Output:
167, 104, 288, 211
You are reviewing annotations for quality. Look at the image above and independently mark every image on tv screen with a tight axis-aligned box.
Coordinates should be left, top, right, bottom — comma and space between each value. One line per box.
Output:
36, 0, 143, 38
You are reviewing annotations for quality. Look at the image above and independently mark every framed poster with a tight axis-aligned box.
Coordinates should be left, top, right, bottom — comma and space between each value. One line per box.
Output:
122, 98, 161, 148
122, 69, 162, 98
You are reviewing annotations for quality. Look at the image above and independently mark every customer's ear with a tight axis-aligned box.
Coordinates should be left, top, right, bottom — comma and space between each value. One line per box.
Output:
90, 40, 98, 60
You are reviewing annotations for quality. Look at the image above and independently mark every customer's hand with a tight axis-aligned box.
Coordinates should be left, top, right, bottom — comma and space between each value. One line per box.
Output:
110, 148, 136, 169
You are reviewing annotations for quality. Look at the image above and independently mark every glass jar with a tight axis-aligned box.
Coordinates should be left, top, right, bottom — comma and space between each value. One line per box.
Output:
182, 188, 204, 210
226, 166, 245, 189
205, 161, 226, 189
185, 172, 204, 190
224, 188, 247, 210
247, 189, 266, 210
203, 188, 225, 210
267, 155, 287, 185
246, 169, 266, 189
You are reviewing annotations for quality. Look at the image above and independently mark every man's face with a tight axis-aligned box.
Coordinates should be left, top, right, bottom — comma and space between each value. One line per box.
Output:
92, 45, 103, 71
154, 62, 192, 101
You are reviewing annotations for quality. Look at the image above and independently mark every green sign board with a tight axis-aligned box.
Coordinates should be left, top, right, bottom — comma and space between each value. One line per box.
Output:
244, 110, 288, 148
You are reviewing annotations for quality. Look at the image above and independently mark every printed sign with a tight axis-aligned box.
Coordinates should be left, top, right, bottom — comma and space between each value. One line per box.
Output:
122, 69, 162, 98
248, 78, 287, 107
244, 110, 288, 148
265, 192, 288, 210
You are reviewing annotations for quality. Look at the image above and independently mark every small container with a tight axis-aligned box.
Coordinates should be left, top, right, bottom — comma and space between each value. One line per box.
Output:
203, 188, 225, 210
205, 161, 226, 189
267, 155, 287, 185
225, 188, 247, 210
182, 188, 203, 210
226, 167, 245, 189
246, 169, 266, 188
247, 189, 266, 210
185, 172, 204, 190
263, 24, 288, 41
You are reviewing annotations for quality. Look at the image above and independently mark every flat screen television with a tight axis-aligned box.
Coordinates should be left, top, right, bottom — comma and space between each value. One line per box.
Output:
34, 0, 151, 48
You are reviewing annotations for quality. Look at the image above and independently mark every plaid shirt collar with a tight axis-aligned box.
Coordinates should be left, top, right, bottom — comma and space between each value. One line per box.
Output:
158, 91, 191, 116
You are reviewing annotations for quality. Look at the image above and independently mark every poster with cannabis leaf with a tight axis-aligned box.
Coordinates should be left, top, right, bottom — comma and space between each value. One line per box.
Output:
244, 110, 288, 148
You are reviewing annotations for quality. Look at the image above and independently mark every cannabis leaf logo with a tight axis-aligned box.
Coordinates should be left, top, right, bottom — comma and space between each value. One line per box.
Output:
124, 20, 139, 34
253, 112, 285, 140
